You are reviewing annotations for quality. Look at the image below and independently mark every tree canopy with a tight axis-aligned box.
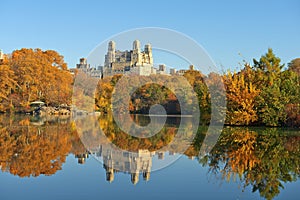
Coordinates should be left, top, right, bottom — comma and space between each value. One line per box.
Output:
0, 48, 73, 112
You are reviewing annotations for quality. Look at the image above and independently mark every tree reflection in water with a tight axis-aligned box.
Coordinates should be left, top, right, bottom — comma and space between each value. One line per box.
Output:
0, 114, 299, 199
196, 127, 300, 200
0, 115, 85, 177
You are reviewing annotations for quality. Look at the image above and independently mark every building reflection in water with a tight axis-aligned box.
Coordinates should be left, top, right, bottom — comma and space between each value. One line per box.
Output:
74, 147, 171, 184
101, 148, 152, 184
95, 146, 169, 184
73, 146, 178, 184
74, 114, 195, 184
75, 152, 89, 164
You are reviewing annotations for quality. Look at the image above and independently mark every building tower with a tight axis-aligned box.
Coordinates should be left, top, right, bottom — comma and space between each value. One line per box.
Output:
131, 172, 139, 185
105, 41, 116, 67
133, 40, 140, 52
170, 68, 177, 75
159, 64, 166, 73
144, 44, 153, 65
143, 171, 150, 181
108, 40, 116, 52
106, 167, 114, 183
80, 58, 87, 65
132, 40, 141, 65
76, 58, 89, 69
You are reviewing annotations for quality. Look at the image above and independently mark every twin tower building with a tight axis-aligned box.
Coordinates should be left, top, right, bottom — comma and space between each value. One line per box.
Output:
76, 40, 168, 77
103, 40, 158, 77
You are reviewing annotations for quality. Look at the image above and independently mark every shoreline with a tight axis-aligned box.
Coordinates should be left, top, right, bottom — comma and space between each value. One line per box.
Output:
1, 112, 299, 129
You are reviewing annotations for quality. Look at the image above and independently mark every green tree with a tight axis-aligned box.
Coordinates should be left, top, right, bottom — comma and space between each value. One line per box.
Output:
184, 70, 211, 124
253, 48, 284, 87
253, 49, 286, 126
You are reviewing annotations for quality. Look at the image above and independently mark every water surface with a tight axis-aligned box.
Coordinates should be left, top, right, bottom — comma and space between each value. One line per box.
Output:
0, 115, 299, 200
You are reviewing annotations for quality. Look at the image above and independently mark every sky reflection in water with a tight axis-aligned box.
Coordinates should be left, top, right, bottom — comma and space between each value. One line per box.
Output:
0, 115, 299, 200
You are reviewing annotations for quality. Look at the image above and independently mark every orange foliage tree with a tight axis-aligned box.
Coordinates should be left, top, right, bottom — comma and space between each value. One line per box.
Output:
0, 123, 72, 177
0, 48, 73, 112
0, 61, 17, 112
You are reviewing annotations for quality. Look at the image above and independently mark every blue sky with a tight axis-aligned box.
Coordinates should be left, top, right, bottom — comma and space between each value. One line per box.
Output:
1, 0, 299, 72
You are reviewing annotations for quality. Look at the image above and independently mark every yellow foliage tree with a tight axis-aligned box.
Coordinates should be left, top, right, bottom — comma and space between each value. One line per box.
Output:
224, 71, 260, 125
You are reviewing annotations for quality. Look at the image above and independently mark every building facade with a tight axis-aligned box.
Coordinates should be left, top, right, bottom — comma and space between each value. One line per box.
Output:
76, 58, 102, 78
103, 40, 154, 77
74, 41, 196, 78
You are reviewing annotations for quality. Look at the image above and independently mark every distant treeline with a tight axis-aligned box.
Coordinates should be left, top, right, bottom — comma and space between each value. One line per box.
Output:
0, 48, 299, 127
95, 49, 300, 127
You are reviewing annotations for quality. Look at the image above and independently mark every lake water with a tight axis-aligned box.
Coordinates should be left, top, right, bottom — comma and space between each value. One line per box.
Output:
0, 114, 299, 200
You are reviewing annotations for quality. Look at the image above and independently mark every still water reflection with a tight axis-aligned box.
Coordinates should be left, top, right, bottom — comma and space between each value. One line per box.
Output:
0, 114, 299, 200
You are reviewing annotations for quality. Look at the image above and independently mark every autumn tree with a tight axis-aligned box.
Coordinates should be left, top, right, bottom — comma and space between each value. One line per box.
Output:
288, 58, 300, 76
184, 70, 211, 124
97, 114, 177, 152
0, 57, 17, 112
205, 72, 226, 125
224, 69, 260, 125
5, 48, 73, 111
285, 58, 300, 127
96, 74, 192, 115
0, 116, 73, 177
95, 76, 115, 113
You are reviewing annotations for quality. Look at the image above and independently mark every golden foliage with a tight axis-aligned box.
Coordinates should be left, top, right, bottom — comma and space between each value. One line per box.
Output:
224, 71, 260, 125
0, 48, 72, 112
